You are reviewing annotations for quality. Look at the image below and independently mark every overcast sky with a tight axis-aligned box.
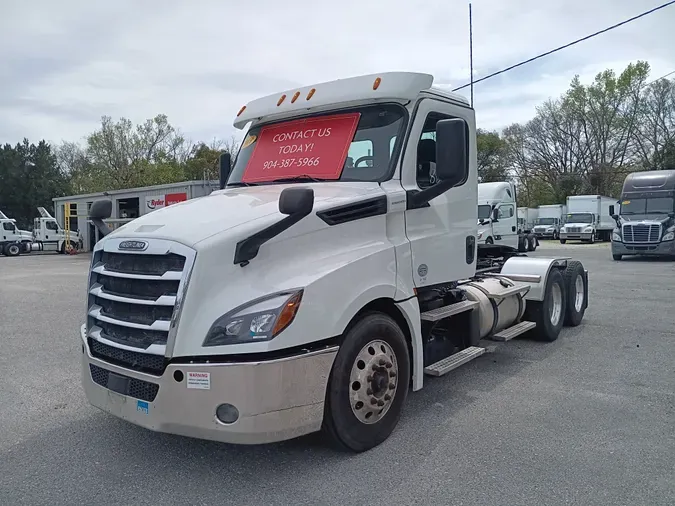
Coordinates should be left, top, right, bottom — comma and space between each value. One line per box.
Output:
1, 0, 674, 147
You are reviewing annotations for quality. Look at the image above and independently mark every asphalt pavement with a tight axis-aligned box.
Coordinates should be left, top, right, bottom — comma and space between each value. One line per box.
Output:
0, 244, 673, 506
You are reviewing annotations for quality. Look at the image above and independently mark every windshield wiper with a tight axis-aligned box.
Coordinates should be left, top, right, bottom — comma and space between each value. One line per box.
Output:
226, 182, 257, 187
270, 175, 329, 183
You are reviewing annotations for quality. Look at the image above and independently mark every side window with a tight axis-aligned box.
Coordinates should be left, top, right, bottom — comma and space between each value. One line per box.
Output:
416, 112, 468, 190
2, 222, 15, 231
345, 140, 374, 169
46, 221, 59, 231
498, 205, 514, 219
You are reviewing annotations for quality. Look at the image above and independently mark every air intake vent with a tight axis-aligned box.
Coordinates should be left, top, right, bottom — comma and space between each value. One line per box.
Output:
317, 196, 388, 226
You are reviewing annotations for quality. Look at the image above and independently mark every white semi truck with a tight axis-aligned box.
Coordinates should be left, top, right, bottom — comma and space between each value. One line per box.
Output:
559, 195, 615, 244
32, 207, 82, 253
533, 204, 566, 239
0, 210, 33, 256
477, 182, 538, 251
80, 72, 590, 452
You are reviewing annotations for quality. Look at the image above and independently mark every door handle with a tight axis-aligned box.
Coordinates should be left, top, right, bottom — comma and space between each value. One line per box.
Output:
511, 226, 516, 232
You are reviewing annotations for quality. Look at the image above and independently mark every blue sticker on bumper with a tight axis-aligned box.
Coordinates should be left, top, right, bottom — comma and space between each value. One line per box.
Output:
136, 400, 149, 414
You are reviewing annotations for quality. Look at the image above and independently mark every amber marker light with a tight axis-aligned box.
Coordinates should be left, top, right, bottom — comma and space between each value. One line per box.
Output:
306, 88, 316, 100
373, 77, 382, 90
291, 91, 301, 103
237, 105, 246, 117
272, 291, 304, 336
277, 94, 286, 106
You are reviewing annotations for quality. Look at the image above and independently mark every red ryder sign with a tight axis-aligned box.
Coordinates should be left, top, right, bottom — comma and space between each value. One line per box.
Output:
145, 192, 188, 212
242, 113, 360, 183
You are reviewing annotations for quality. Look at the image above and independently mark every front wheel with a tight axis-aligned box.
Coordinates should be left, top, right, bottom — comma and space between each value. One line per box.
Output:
528, 235, 537, 251
524, 268, 567, 342
322, 312, 410, 452
559, 239, 567, 244
4, 243, 21, 256
485, 237, 494, 245
612, 254, 622, 261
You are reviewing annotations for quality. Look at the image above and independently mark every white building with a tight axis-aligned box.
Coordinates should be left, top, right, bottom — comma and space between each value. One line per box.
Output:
52, 180, 218, 252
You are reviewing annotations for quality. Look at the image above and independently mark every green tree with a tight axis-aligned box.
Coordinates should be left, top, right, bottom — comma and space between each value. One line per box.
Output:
0, 139, 71, 228
476, 129, 509, 182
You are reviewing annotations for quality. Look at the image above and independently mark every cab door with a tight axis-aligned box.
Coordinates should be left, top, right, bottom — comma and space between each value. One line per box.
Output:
400, 96, 477, 287
492, 203, 518, 248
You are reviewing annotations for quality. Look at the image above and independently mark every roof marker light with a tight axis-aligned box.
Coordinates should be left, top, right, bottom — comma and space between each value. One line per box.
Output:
291, 91, 300, 103
237, 105, 246, 117
306, 88, 316, 100
373, 77, 382, 90
277, 94, 286, 106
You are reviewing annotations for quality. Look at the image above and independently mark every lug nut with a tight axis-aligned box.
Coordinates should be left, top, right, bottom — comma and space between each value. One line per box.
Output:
377, 400, 385, 407
384, 394, 391, 401
372, 365, 378, 371
385, 362, 392, 368
389, 371, 396, 377
370, 398, 378, 405
367, 375, 373, 382
379, 359, 386, 366
366, 388, 373, 395
389, 383, 395, 389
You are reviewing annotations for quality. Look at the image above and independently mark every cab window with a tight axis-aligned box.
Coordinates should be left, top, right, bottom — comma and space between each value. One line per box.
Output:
2, 222, 16, 231
46, 221, 59, 231
497, 205, 514, 219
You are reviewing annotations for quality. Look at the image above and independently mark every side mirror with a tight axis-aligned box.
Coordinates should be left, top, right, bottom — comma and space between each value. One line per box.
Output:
491, 208, 499, 222
89, 199, 113, 238
435, 118, 467, 186
279, 187, 314, 215
219, 152, 232, 190
609, 205, 614, 216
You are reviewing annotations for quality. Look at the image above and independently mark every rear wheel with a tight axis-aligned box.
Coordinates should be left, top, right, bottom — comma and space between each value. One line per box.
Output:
528, 235, 537, 251
524, 268, 566, 342
562, 260, 586, 326
323, 312, 410, 452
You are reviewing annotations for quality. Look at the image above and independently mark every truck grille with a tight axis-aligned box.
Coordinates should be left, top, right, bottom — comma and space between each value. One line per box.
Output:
86, 240, 195, 374
622, 224, 660, 243
567, 227, 581, 233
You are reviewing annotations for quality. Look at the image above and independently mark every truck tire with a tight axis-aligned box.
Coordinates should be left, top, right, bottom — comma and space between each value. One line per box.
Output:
518, 236, 527, 252
485, 237, 494, 245
322, 311, 410, 452
528, 235, 537, 251
4, 243, 21, 257
559, 239, 566, 244
590, 233, 596, 244
612, 254, 622, 261
524, 268, 566, 342
562, 260, 586, 326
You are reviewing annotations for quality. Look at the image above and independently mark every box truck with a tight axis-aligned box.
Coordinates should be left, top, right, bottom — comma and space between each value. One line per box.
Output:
560, 195, 616, 243
533, 204, 566, 239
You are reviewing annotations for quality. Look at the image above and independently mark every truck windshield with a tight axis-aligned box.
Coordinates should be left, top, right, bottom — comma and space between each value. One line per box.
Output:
536, 218, 555, 225
477, 205, 492, 220
227, 104, 406, 186
620, 197, 674, 215
566, 213, 593, 223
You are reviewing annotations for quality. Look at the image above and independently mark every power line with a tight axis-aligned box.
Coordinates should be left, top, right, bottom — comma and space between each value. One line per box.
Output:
453, 1, 675, 92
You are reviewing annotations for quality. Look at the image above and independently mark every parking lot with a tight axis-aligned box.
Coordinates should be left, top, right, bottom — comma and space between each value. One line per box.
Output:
1, 243, 673, 506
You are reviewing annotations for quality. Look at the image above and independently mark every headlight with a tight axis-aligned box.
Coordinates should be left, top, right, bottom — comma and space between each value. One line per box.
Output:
546, 228, 554, 232
612, 232, 621, 242
203, 290, 303, 346
583, 227, 594, 232
662, 231, 674, 242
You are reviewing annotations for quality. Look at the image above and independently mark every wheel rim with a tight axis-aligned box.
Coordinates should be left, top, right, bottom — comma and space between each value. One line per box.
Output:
549, 282, 563, 326
9, 245, 19, 254
574, 274, 584, 312
349, 339, 399, 425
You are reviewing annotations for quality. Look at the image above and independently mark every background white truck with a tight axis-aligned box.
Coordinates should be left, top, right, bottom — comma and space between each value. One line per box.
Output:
32, 207, 82, 253
533, 204, 566, 239
517, 207, 538, 233
560, 195, 615, 243
477, 182, 538, 251
80, 71, 589, 453
0, 210, 33, 256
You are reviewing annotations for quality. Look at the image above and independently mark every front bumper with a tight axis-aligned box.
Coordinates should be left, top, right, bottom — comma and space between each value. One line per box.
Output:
80, 325, 338, 445
560, 232, 593, 241
611, 240, 675, 256
534, 231, 555, 238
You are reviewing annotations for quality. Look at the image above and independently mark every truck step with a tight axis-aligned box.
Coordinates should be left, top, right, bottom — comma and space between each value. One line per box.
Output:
421, 300, 479, 322
490, 320, 536, 342
423, 346, 486, 376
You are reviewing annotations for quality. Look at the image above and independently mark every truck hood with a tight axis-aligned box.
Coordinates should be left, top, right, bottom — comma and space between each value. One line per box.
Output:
620, 214, 672, 224
104, 182, 384, 247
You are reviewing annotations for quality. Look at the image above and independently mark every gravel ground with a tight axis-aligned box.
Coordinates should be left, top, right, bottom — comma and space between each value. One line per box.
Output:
0, 243, 673, 506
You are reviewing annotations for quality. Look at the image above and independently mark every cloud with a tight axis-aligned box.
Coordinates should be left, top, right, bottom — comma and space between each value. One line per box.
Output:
1, 0, 674, 145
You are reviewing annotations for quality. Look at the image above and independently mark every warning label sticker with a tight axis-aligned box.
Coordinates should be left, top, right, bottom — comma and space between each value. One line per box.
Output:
186, 371, 211, 390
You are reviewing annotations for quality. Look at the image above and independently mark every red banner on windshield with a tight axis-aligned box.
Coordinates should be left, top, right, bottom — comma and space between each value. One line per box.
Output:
242, 113, 360, 183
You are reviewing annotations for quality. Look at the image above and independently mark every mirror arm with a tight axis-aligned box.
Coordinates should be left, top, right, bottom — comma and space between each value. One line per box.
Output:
406, 180, 455, 209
